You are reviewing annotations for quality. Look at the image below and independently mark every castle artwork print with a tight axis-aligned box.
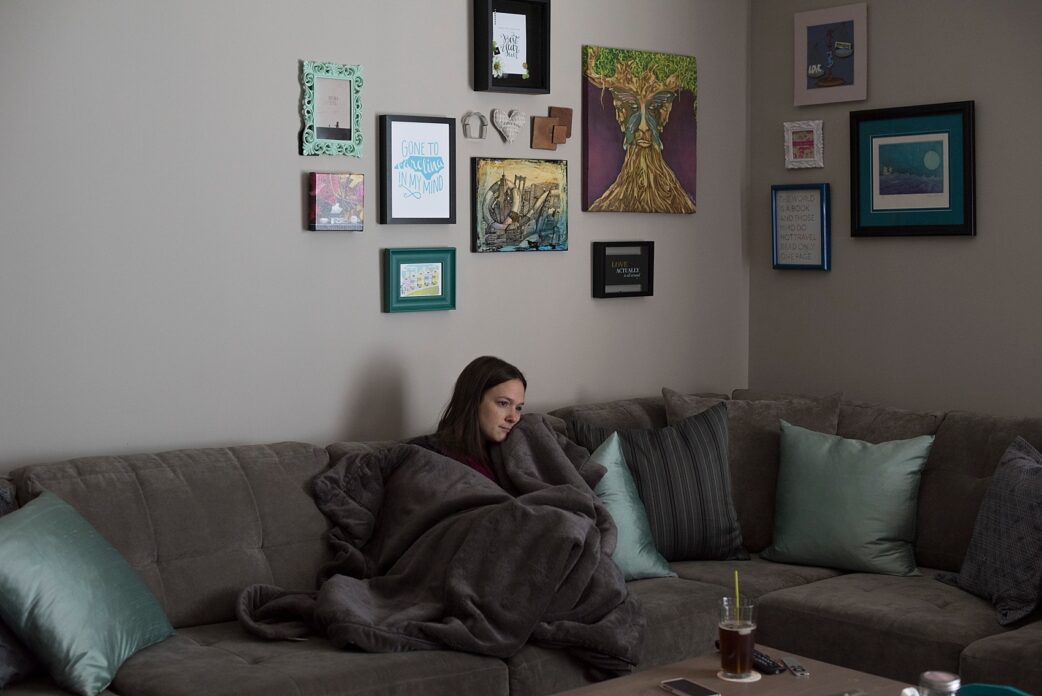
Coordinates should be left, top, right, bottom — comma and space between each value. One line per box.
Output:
582, 45, 697, 214
472, 157, 567, 252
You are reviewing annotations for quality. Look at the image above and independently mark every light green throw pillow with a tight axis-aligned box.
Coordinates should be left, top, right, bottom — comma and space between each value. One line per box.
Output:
0, 492, 174, 696
591, 432, 676, 580
760, 421, 934, 576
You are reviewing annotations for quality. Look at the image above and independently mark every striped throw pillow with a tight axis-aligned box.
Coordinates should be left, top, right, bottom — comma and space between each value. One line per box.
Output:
572, 402, 747, 562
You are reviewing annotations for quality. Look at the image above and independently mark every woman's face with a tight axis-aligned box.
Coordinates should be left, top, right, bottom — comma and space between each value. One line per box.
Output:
478, 378, 526, 443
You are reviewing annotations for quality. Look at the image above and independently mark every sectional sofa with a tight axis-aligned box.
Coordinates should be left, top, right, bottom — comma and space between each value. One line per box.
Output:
2, 389, 1040, 695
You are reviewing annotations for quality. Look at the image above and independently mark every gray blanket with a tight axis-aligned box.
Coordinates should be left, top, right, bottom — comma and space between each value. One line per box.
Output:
237, 414, 644, 673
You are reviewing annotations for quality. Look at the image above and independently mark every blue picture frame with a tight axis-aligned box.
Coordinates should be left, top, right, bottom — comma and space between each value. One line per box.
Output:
771, 183, 831, 271
850, 101, 975, 237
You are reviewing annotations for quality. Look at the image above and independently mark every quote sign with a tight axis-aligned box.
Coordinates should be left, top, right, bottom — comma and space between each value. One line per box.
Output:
774, 188, 823, 266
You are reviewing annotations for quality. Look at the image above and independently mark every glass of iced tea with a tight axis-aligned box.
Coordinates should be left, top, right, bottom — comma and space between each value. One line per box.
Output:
719, 597, 756, 680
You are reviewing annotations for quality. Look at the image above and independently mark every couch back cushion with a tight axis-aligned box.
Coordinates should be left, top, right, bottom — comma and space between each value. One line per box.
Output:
549, 396, 669, 433
675, 390, 842, 552
12, 442, 331, 629
836, 400, 945, 443
917, 411, 1042, 571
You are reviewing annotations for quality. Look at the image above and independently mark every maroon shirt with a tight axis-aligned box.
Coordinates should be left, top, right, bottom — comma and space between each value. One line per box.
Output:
408, 434, 499, 485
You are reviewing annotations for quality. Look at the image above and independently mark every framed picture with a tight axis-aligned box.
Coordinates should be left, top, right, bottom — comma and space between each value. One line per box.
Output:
582, 45, 696, 213
793, 3, 866, 106
379, 115, 456, 225
784, 120, 824, 169
382, 247, 456, 313
308, 173, 364, 231
592, 241, 654, 298
473, 0, 550, 94
850, 101, 975, 237
301, 61, 363, 156
772, 183, 831, 270
472, 157, 567, 252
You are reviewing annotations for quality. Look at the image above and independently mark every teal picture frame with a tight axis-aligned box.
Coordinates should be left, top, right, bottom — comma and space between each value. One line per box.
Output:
850, 101, 975, 237
382, 247, 457, 313
301, 61, 363, 156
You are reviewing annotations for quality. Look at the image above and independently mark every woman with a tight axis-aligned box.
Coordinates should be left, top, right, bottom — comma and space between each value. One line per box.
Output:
411, 356, 526, 484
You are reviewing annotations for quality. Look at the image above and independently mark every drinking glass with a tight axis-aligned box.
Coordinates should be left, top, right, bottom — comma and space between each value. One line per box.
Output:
719, 597, 756, 680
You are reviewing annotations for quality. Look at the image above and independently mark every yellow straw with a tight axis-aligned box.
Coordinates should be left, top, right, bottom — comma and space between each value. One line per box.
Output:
734, 569, 740, 607
734, 569, 741, 673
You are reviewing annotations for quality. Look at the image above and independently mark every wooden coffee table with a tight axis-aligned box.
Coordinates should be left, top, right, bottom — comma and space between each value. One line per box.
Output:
555, 646, 909, 695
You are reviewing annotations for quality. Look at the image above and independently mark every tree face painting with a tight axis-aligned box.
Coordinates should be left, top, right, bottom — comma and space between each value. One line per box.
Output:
582, 46, 697, 214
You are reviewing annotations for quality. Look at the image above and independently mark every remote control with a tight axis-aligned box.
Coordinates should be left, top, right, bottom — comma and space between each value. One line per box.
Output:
751, 649, 787, 675
781, 656, 810, 678
713, 641, 787, 675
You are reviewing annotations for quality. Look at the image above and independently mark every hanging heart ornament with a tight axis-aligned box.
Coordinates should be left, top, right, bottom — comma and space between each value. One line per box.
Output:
491, 109, 526, 143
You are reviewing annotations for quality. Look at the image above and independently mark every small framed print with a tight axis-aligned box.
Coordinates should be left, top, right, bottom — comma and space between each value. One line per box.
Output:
771, 184, 831, 271
382, 247, 456, 313
784, 120, 824, 169
380, 115, 456, 225
592, 241, 654, 298
473, 0, 550, 94
794, 3, 866, 106
850, 101, 975, 237
308, 173, 364, 231
300, 61, 363, 156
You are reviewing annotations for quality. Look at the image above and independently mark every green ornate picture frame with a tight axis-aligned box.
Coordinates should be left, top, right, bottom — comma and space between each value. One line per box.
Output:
301, 61, 363, 156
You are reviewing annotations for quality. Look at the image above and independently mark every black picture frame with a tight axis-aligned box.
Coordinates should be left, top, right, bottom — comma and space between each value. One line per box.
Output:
592, 241, 654, 298
850, 101, 975, 237
379, 115, 456, 225
771, 183, 831, 271
473, 0, 550, 94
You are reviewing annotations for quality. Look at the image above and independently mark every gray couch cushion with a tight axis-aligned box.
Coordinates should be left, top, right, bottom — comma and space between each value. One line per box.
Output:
960, 620, 1042, 693
672, 555, 844, 598
668, 389, 841, 552
114, 622, 508, 696
836, 400, 945, 443
756, 570, 1006, 684
13, 442, 332, 628
571, 404, 746, 562
917, 411, 1042, 572
550, 396, 669, 432
939, 437, 1042, 625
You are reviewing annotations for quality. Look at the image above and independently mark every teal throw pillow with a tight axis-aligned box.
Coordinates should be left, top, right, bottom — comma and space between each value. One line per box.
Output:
760, 421, 934, 576
591, 432, 676, 580
0, 492, 174, 696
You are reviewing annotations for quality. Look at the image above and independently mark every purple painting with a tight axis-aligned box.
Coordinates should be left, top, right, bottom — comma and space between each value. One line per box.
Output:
582, 46, 697, 214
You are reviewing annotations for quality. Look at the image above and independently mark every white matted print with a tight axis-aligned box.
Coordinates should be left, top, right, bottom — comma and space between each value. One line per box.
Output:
794, 3, 867, 106
379, 115, 457, 224
492, 11, 528, 78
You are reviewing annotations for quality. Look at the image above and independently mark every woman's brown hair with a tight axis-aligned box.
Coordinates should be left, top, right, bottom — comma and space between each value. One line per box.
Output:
436, 356, 526, 463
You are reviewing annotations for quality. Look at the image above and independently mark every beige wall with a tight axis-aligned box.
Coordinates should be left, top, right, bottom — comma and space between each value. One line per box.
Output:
748, 0, 1042, 416
0, 1, 750, 470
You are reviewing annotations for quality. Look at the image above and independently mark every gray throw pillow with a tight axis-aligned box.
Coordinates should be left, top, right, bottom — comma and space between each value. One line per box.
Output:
571, 402, 747, 562
662, 388, 841, 552
939, 437, 1042, 625
0, 482, 41, 690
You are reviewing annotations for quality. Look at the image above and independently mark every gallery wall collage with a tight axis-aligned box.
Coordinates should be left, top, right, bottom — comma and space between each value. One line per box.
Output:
301, 0, 678, 313
772, 2, 975, 273
301, 2, 975, 311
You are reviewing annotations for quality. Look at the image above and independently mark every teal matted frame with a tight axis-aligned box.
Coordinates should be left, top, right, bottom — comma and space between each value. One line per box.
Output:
382, 247, 456, 313
301, 61, 363, 156
850, 101, 975, 237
